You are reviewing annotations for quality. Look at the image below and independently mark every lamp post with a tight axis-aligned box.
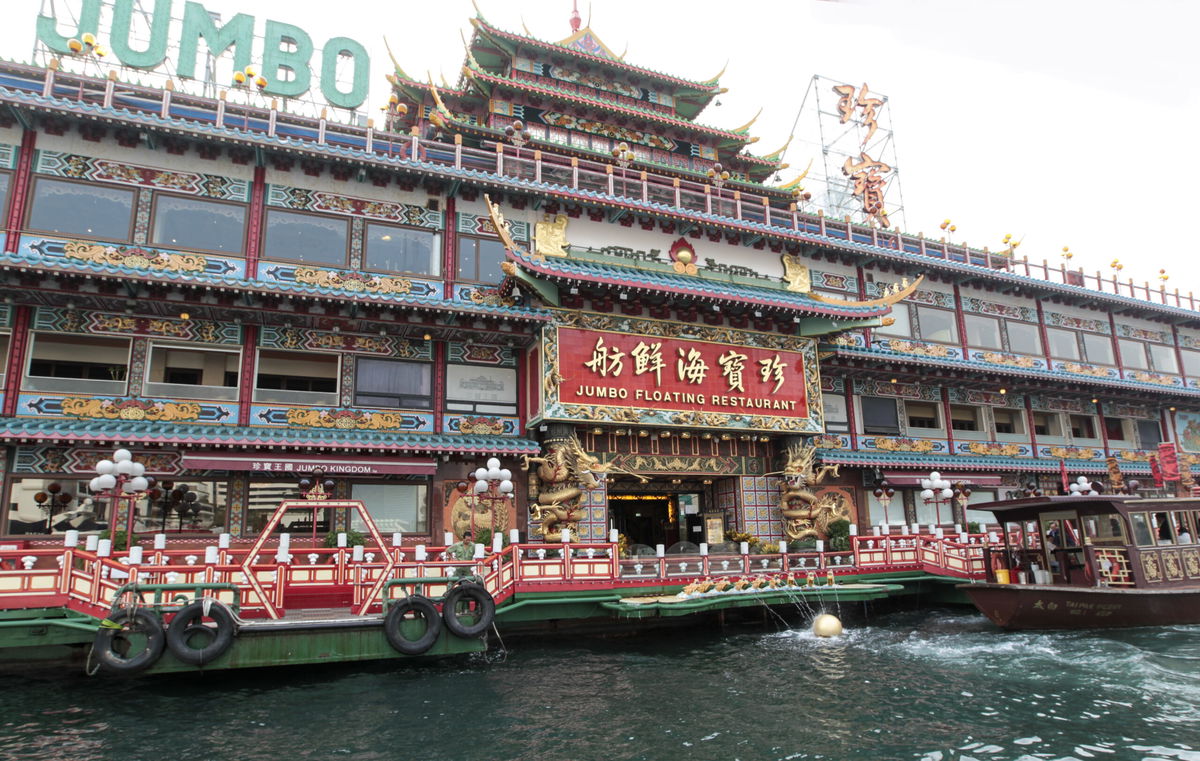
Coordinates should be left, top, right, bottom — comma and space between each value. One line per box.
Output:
468, 458, 515, 538
88, 448, 151, 545
871, 477, 895, 526
611, 141, 634, 195
951, 481, 972, 527
919, 470, 954, 526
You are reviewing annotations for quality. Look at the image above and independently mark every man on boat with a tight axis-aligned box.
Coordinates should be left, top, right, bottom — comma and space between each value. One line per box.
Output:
447, 530, 477, 577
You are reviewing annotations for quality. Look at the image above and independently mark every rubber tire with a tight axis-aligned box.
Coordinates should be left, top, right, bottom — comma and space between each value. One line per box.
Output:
93, 609, 166, 675
166, 600, 236, 666
441, 582, 495, 638
383, 595, 443, 655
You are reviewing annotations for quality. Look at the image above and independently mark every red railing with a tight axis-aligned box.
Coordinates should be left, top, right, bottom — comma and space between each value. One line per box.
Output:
3, 62, 1194, 313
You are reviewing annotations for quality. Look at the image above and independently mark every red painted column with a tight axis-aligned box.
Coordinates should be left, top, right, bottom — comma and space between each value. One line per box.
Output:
5, 129, 37, 254
432, 340, 446, 435
856, 265, 870, 346
952, 283, 970, 359
1025, 394, 1040, 458
941, 386, 956, 456
1034, 301, 1054, 369
1095, 399, 1111, 457
1, 306, 31, 417
442, 196, 457, 298
244, 165, 266, 279
236, 325, 258, 427
1107, 312, 1124, 379
845, 384, 859, 451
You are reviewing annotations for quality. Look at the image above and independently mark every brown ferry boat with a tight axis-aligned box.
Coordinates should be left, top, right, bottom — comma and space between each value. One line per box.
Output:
960, 496, 1200, 629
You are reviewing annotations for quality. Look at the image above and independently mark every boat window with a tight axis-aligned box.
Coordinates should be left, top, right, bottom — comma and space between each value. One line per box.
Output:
1130, 513, 1155, 546
1153, 512, 1175, 545
1083, 514, 1126, 545
1169, 511, 1193, 545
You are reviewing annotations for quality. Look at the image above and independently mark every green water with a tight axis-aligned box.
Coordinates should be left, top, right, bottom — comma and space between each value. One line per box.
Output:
0, 609, 1198, 761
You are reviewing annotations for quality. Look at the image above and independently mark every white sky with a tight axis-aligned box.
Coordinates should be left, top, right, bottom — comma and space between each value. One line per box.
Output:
7, 0, 1200, 298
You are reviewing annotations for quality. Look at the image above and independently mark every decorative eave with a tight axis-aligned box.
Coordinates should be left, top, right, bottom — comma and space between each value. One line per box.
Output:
816, 449, 1157, 475
829, 346, 1200, 398
0, 418, 542, 455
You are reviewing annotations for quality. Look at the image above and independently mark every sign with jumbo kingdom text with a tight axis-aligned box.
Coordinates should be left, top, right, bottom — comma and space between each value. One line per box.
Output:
36, 0, 370, 109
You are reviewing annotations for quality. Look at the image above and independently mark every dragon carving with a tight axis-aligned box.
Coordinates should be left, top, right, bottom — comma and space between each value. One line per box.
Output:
522, 435, 647, 541
775, 443, 848, 541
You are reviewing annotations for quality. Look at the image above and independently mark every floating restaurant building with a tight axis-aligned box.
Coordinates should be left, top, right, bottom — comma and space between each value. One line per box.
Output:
1, 3, 1199, 559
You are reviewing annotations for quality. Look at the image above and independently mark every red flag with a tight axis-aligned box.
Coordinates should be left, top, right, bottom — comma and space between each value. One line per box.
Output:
1059, 459, 1069, 493
1149, 455, 1164, 488
1159, 442, 1180, 481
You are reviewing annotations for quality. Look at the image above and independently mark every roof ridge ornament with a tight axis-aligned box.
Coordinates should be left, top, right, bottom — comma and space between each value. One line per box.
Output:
808, 275, 924, 308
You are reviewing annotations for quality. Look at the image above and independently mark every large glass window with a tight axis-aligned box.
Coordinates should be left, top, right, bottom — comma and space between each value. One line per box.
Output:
1046, 328, 1080, 360
0, 172, 9, 225
457, 236, 507, 283
861, 396, 900, 434
25, 334, 129, 394
876, 306, 911, 337
1149, 344, 1179, 374
6, 477, 226, 536
354, 358, 432, 409
1182, 349, 1200, 376
254, 350, 338, 405
446, 364, 517, 415
145, 344, 240, 401
27, 178, 135, 241
906, 401, 940, 430
262, 209, 348, 266
246, 481, 311, 534
1138, 420, 1163, 448
963, 314, 1002, 349
1070, 414, 1097, 439
916, 307, 958, 344
364, 223, 439, 276
1119, 339, 1149, 370
1082, 333, 1115, 365
1006, 322, 1042, 355
143, 480, 228, 534
152, 195, 246, 253
351, 482, 429, 534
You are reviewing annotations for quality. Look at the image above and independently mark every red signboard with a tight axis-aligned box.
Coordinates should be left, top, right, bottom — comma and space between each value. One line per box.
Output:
1158, 442, 1180, 481
556, 327, 809, 419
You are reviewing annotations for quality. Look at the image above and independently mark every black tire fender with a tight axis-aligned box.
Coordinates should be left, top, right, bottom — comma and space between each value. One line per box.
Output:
441, 582, 495, 638
383, 595, 442, 655
93, 609, 166, 675
166, 599, 236, 666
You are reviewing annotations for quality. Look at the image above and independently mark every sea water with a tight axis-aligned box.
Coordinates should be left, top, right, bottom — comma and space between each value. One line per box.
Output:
0, 608, 1197, 761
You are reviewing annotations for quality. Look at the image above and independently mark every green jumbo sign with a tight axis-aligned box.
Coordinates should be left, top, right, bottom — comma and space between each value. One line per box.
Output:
37, 0, 371, 109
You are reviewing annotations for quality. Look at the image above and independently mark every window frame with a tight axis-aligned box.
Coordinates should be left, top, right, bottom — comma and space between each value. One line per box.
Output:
444, 363, 518, 416
993, 408, 1026, 436
1069, 413, 1098, 440
253, 348, 340, 405
261, 207, 351, 268
875, 304, 912, 338
1032, 411, 1065, 437
456, 234, 509, 284
948, 404, 981, 432
915, 306, 959, 345
353, 356, 433, 410
0, 170, 11, 228
963, 313, 1003, 350
1118, 338, 1150, 371
143, 342, 241, 402
361, 221, 441, 278
150, 192, 249, 256
861, 396, 901, 435
1005, 321, 1043, 356
904, 401, 942, 431
1081, 332, 1116, 366
1147, 342, 1179, 374
23, 331, 131, 395
349, 479, 431, 535
1137, 419, 1163, 449
25, 176, 137, 244
1045, 327, 1081, 360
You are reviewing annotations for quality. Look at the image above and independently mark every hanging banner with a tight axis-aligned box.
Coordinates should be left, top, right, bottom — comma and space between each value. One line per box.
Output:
1158, 442, 1180, 482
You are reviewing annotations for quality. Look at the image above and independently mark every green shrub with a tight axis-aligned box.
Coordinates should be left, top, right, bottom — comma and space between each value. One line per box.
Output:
323, 529, 367, 548
99, 530, 140, 552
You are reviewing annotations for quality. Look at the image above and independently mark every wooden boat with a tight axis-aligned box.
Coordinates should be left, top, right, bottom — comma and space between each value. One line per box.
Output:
959, 495, 1200, 629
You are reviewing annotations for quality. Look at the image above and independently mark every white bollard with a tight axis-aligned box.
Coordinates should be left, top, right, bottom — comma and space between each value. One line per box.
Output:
392, 532, 403, 547
337, 533, 348, 548
86, 535, 99, 552
473, 543, 485, 559
97, 539, 112, 557
699, 543, 708, 556
509, 528, 520, 545
739, 541, 749, 555
561, 529, 571, 543
414, 544, 427, 561
815, 540, 825, 553
609, 528, 619, 543
492, 534, 503, 553
849, 524, 858, 536
154, 534, 167, 550
352, 545, 364, 562
64, 530, 80, 548
128, 546, 144, 565
443, 532, 454, 546
656, 544, 666, 558
218, 533, 231, 549
204, 546, 219, 564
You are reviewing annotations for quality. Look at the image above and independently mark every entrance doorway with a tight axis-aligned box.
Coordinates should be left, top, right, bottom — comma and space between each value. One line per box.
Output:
608, 480, 717, 549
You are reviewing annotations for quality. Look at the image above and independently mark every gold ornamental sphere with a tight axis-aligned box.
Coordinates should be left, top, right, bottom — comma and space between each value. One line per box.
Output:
67, 38, 83, 53
812, 613, 843, 638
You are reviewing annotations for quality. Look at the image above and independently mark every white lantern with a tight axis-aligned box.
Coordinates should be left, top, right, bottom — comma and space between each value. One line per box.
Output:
89, 477, 101, 491
1077, 476, 1089, 485
930, 471, 941, 481
921, 489, 935, 500
120, 481, 137, 493
95, 459, 115, 475
499, 479, 514, 494
474, 468, 488, 481
129, 476, 149, 492
499, 469, 512, 481
130, 462, 146, 477
486, 458, 501, 471
473, 480, 489, 494
920, 479, 932, 490
113, 449, 133, 463
941, 488, 954, 499
486, 468, 503, 481
115, 460, 135, 476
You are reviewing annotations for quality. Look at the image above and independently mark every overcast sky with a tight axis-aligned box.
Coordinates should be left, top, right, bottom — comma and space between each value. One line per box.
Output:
10, 0, 1200, 298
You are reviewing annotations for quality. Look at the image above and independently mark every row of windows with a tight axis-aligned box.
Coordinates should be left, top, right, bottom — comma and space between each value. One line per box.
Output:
880, 305, 1192, 374
857, 396, 1162, 445
16, 175, 508, 283
18, 334, 518, 414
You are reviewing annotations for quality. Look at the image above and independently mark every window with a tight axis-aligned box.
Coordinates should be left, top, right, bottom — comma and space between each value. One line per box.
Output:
949, 405, 980, 431
145, 344, 240, 401
823, 392, 849, 433
993, 409, 1025, 435
1006, 322, 1042, 355
905, 402, 940, 430
27, 178, 135, 241
1130, 513, 1155, 546
364, 223, 439, 276
152, 195, 246, 253
143, 480, 228, 534
1103, 417, 1128, 441
1032, 411, 1063, 437
0, 172, 9, 225
1149, 344, 1179, 374
1070, 414, 1096, 439
1138, 420, 1162, 448
246, 481, 311, 534
1045, 328, 1080, 359
25, 334, 129, 394
1118, 339, 1149, 370
963, 314, 1002, 349
457, 235, 508, 283
262, 209, 349, 267
1082, 333, 1114, 365
446, 364, 517, 415
254, 350, 338, 405
354, 358, 431, 409
351, 482, 429, 534
861, 396, 899, 434
876, 306, 911, 337
5, 477, 226, 535
1182, 349, 1200, 376
916, 307, 958, 344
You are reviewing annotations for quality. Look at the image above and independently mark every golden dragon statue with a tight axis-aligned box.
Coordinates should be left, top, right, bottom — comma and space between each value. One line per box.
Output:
771, 443, 848, 542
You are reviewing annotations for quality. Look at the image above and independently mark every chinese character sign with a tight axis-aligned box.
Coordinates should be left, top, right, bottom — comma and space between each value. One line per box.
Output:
556, 327, 811, 419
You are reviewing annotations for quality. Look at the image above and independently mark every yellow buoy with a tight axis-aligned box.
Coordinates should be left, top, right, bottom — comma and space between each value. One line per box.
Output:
812, 613, 843, 638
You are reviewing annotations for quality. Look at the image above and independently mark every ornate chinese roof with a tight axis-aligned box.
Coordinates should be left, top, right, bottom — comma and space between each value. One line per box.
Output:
816, 449, 1163, 475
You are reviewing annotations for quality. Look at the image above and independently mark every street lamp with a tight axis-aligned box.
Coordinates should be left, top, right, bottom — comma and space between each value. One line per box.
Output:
919, 470, 954, 526
468, 458, 515, 538
88, 448, 151, 544
504, 119, 531, 150
707, 162, 730, 190
1067, 476, 1099, 496
871, 477, 896, 526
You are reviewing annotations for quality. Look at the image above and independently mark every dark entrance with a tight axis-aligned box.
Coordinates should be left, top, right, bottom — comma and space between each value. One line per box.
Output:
608, 479, 719, 548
